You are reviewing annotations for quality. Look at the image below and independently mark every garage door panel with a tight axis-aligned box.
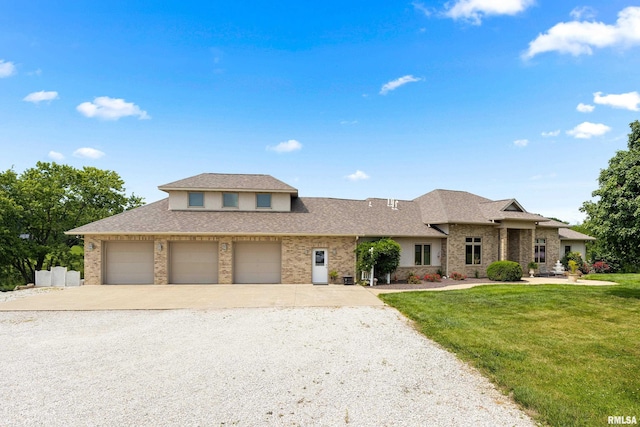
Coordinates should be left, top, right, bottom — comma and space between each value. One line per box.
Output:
170, 242, 218, 284
105, 241, 154, 285
234, 242, 281, 284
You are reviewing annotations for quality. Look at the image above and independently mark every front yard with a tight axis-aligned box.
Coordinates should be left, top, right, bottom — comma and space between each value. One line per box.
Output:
380, 274, 640, 427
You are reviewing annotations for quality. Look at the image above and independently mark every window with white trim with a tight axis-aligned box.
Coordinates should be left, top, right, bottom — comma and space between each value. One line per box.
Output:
256, 193, 271, 209
188, 192, 204, 207
223, 192, 238, 208
465, 237, 482, 265
414, 244, 431, 266
535, 238, 546, 263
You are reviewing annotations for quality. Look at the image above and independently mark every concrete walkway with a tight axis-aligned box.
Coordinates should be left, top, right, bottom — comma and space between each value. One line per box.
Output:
0, 284, 385, 311
369, 276, 618, 295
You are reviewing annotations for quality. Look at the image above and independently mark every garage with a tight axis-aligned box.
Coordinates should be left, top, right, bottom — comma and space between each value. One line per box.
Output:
104, 241, 154, 284
234, 241, 281, 284
169, 241, 218, 284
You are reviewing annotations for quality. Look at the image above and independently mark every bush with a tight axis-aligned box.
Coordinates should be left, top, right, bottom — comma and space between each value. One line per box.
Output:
487, 261, 523, 281
423, 273, 441, 282
407, 272, 421, 284
592, 261, 612, 273
450, 272, 467, 280
561, 252, 588, 274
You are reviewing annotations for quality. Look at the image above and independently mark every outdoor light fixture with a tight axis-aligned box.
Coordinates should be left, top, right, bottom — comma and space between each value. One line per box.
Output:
221, 243, 228, 251
157, 243, 163, 251
331, 249, 337, 256
87, 243, 94, 251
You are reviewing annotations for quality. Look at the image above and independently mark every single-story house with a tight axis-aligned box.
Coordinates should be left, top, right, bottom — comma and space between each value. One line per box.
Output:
67, 173, 594, 285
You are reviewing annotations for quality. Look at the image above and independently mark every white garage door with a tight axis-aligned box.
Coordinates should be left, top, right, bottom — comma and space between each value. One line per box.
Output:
234, 242, 281, 284
104, 241, 154, 284
169, 242, 218, 284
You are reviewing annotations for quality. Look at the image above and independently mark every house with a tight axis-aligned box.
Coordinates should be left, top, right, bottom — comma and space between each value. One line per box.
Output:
67, 173, 594, 285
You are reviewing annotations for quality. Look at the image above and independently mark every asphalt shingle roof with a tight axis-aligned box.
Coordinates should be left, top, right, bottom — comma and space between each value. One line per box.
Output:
68, 197, 444, 237
158, 173, 298, 194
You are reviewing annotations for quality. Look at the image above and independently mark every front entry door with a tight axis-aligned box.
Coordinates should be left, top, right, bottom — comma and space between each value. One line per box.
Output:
312, 249, 328, 284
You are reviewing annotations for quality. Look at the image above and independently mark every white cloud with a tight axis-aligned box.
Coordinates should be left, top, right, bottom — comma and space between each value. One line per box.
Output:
379, 75, 422, 95
76, 96, 150, 120
566, 122, 611, 139
541, 130, 561, 137
346, 170, 370, 181
523, 6, 640, 59
23, 91, 59, 104
340, 120, 358, 125
576, 103, 595, 113
73, 147, 105, 159
593, 91, 640, 111
570, 6, 596, 21
267, 139, 302, 153
412, 1, 432, 17
513, 139, 529, 147
445, 0, 535, 25
48, 151, 65, 161
0, 60, 16, 78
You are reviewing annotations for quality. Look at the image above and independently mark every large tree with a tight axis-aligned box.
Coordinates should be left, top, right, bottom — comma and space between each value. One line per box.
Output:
581, 120, 640, 270
0, 162, 143, 283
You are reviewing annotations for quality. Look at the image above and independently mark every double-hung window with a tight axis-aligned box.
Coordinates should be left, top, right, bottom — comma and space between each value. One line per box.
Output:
223, 192, 239, 208
414, 244, 431, 266
188, 192, 204, 208
535, 238, 547, 263
465, 237, 482, 265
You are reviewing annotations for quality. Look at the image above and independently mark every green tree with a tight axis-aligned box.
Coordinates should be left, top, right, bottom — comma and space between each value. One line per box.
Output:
355, 238, 401, 280
0, 162, 143, 284
581, 120, 640, 271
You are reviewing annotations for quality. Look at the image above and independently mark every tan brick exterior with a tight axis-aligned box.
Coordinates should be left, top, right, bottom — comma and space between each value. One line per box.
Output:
534, 228, 561, 271
446, 225, 500, 278
83, 234, 356, 285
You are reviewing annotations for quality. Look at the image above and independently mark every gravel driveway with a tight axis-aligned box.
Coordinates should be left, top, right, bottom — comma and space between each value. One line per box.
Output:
1, 307, 534, 426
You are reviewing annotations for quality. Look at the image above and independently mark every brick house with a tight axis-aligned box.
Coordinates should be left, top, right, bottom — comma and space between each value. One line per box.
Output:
67, 173, 593, 285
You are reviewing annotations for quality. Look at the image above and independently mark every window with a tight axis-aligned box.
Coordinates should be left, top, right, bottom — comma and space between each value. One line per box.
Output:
223, 193, 238, 208
188, 192, 204, 207
535, 238, 546, 263
465, 237, 482, 265
256, 193, 271, 209
414, 244, 431, 266
565, 245, 571, 254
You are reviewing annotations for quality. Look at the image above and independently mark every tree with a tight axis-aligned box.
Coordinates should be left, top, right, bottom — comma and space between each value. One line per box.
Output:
355, 238, 401, 280
581, 120, 640, 271
0, 162, 143, 284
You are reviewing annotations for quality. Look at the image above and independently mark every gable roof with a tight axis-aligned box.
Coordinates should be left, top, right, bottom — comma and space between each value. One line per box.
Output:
68, 196, 444, 238
413, 189, 549, 225
158, 173, 298, 195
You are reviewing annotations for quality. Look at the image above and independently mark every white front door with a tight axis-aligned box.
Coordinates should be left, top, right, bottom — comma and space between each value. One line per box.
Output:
312, 249, 328, 284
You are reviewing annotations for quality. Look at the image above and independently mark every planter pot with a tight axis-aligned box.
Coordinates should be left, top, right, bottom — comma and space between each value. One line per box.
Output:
567, 274, 579, 283
529, 269, 535, 278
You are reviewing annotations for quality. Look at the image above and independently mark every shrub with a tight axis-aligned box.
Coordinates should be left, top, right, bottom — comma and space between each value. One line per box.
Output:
450, 272, 467, 281
592, 261, 611, 273
486, 261, 522, 281
407, 272, 421, 284
423, 273, 441, 282
561, 252, 588, 274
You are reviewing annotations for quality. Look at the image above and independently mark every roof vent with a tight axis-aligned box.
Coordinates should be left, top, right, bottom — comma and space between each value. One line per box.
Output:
387, 198, 399, 210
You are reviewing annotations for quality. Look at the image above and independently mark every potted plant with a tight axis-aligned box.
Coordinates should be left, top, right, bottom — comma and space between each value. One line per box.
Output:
567, 260, 580, 283
527, 261, 538, 278
329, 269, 339, 284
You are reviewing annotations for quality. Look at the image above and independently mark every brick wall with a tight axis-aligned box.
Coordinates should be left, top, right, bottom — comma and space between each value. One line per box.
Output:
446, 224, 500, 278
282, 236, 356, 284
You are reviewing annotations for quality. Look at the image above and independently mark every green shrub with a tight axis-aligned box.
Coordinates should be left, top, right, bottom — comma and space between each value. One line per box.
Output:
486, 261, 523, 281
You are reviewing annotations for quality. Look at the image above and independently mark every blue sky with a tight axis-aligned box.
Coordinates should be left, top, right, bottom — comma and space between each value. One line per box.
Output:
2, 1, 640, 223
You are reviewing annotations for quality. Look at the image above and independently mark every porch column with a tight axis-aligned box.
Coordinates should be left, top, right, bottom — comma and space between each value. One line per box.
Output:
499, 228, 508, 261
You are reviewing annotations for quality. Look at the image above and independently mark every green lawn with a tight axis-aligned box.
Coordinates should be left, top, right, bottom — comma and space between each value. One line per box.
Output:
379, 274, 640, 427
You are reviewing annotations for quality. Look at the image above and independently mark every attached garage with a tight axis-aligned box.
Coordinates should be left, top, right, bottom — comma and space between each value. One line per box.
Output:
104, 241, 154, 284
234, 241, 281, 284
169, 241, 218, 284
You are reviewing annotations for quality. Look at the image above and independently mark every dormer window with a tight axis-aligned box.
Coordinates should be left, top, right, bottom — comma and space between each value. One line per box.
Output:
223, 192, 239, 208
188, 192, 204, 207
256, 193, 271, 209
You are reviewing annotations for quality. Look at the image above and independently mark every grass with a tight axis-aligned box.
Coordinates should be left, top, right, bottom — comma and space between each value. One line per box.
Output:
379, 274, 640, 427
